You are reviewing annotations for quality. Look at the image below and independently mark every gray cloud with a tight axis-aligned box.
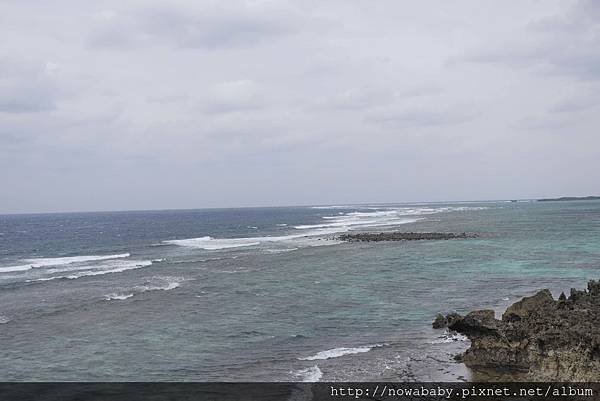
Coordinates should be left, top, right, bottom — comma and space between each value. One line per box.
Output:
548, 91, 600, 114
455, 1, 600, 81
0, 60, 58, 113
365, 105, 479, 129
87, 3, 299, 50
1, 0, 599, 213
199, 80, 268, 114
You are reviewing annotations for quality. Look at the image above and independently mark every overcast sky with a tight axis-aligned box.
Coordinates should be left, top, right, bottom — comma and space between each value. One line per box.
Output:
1, 0, 599, 213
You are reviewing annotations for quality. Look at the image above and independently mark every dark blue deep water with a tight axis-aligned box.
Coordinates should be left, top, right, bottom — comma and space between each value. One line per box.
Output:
1, 201, 599, 381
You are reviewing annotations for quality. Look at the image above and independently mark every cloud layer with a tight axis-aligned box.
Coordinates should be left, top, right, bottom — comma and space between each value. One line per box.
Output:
1, 0, 599, 213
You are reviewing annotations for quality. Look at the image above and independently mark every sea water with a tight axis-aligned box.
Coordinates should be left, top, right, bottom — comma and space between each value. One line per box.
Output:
0, 201, 599, 381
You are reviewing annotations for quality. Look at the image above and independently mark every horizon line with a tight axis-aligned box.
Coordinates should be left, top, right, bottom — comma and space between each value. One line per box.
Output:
0, 196, 568, 216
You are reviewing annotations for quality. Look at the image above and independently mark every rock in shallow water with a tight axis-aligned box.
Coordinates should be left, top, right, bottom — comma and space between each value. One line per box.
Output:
338, 232, 476, 242
434, 280, 600, 381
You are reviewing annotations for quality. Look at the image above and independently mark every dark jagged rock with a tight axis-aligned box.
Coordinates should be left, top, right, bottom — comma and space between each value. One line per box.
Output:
432, 312, 462, 329
432, 313, 447, 329
337, 232, 476, 242
434, 280, 600, 381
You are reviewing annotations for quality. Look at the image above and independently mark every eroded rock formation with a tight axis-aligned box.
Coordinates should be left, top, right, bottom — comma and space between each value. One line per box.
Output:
435, 280, 600, 381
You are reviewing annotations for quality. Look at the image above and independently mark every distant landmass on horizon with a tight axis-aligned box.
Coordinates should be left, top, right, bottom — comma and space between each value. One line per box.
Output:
538, 196, 600, 202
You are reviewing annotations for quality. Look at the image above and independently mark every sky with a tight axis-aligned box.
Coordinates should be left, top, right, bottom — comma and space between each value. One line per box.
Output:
1, 0, 599, 213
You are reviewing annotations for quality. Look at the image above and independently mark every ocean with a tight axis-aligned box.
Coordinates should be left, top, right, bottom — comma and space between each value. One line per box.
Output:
1, 201, 599, 381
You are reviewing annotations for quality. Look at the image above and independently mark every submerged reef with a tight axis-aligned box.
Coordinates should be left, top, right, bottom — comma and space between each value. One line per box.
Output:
338, 232, 476, 242
434, 280, 600, 381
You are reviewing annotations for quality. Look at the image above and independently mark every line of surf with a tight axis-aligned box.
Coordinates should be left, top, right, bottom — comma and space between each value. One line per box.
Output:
0, 253, 130, 273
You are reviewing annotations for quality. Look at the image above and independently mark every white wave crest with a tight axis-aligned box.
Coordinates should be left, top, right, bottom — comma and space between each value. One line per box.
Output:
161, 205, 488, 251
163, 229, 340, 250
299, 345, 383, 361
0, 315, 10, 324
0, 265, 33, 273
105, 293, 134, 301
134, 276, 182, 292
296, 206, 487, 232
32, 260, 153, 282
163, 236, 260, 250
104, 276, 183, 301
24, 253, 130, 267
0, 253, 130, 274
430, 330, 469, 344
264, 248, 298, 254
294, 365, 323, 382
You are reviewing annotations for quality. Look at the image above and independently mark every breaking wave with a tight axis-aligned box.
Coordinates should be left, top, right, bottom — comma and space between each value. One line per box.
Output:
105, 293, 134, 301
162, 229, 340, 250
0, 253, 130, 274
103, 276, 183, 301
299, 344, 384, 361
162, 205, 487, 251
430, 330, 469, 344
30, 260, 154, 282
294, 365, 323, 382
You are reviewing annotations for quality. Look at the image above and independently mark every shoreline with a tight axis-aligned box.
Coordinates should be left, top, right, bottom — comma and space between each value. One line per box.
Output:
434, 280, 600, 381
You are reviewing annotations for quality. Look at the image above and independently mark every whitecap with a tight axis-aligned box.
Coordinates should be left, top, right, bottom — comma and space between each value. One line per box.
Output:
264, 248, 298, 254
106, 276, 183, 301
0, 253, 131, 274
23, 253, 130, 267
104, 293, 134, 301
0, 315, 10, 324
163, 236, 260, 250
296, 205, 488, 233
162, 205, 489, 251
294, 365, 323, 382
134, 276, 182, 292
31, 260, 153, 282
0, 265, 33, 273
162, 229, 341, 250
299, 345, 383, 361
430, 330, 469, 344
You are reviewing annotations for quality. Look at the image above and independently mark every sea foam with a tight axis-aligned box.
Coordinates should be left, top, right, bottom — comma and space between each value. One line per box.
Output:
295, 206, 487, 232
0, 265, 33, 273
32, 260, 153, 282
105, 293, 134, 301
161, 205, 488, 251
23, 253, 130, 267
430, 330, 469, 344
104, 276, 183, 301
295, 365, 323, 382
162, 229, 340, 250
299, 345, 383, 361
0, 253, 131, 274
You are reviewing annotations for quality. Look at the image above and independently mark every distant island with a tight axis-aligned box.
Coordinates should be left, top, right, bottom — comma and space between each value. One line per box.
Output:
538, 196, 600, 202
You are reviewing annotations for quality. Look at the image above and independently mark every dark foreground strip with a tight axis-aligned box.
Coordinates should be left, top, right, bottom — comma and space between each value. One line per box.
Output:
0, 383, 598, 401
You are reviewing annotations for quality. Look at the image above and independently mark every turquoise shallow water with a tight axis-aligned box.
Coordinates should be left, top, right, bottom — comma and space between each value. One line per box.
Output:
0, 201, 599, 380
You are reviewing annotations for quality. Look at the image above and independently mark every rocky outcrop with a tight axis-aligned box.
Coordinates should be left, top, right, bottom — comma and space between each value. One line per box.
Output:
338, 232, 476, 242
434, 280, 600, 381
